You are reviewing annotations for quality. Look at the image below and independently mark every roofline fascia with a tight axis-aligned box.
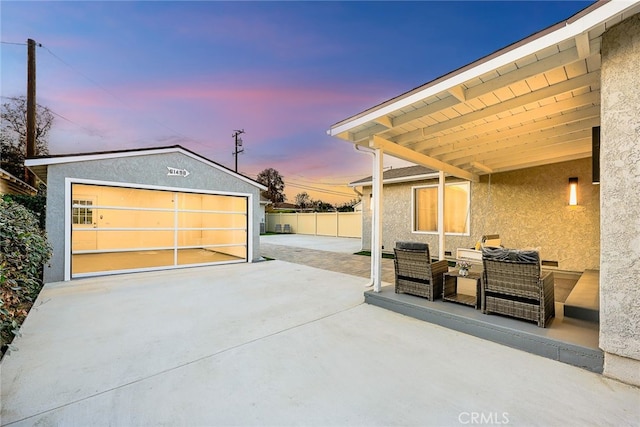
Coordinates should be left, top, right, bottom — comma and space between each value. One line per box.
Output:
329, 0, 633, 137
0, 168, 38, 194
25, 146, 267, 191
349, 172, 442, 187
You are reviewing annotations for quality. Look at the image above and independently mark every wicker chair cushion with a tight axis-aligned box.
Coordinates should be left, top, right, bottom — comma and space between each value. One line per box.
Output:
482, 247, 539, 264
396, 241, 429, 251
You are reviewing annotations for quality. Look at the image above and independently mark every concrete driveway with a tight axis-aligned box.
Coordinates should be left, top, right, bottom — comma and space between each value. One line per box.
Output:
1, 261, 639, 426
260, 234, 363, 253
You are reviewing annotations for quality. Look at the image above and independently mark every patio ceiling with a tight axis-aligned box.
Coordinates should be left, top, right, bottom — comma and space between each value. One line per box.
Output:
328, 1, 640, 182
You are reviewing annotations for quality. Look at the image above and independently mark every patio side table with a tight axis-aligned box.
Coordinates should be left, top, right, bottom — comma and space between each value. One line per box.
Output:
442, 270, 482, 309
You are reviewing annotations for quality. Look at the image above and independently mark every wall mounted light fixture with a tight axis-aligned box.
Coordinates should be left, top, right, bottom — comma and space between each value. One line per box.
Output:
569, 177, 578, 206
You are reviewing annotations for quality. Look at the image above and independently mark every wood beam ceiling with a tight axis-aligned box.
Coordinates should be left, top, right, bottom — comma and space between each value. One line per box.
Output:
424, 105, 600, 158
450, 135, 592, 169
438, 118, 598, 164
413, 92, 600, 154
488, 142, 592, 171
393, 70, 599, 146
369, 135, 479, 182
338, 33, 605, 178
350, 43, 601, 145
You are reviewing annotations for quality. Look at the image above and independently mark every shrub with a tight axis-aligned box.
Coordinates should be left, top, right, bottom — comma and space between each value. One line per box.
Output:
2, 193, 47, 230
0, 198, 52, 352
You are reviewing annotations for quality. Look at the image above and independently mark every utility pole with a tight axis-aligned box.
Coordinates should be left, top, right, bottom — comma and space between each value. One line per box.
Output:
26, 38, 37, 186
232, 129, 245, 172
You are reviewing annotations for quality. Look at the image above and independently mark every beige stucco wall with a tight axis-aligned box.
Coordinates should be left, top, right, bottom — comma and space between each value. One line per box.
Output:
600, 13, 640, 385
361, 157, 599, 272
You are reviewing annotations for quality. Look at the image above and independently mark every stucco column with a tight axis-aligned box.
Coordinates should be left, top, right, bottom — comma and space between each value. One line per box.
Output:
600, 13, 640, 386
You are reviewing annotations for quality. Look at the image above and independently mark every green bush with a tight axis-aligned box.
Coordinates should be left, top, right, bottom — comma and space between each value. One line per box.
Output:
0, 198, 52, 352
2, 193, 47, 230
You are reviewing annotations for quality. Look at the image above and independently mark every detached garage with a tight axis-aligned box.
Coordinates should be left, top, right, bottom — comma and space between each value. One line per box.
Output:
25, 145, 267, 282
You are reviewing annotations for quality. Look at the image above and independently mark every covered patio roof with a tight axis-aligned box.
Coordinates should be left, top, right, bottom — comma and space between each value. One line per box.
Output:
328, 1, 640, 182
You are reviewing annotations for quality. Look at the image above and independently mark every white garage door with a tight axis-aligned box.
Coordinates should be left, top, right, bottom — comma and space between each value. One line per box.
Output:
70, 183, 248, 278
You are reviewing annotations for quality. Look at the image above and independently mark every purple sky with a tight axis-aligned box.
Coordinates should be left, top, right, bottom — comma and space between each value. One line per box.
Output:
1, 1, 594, 203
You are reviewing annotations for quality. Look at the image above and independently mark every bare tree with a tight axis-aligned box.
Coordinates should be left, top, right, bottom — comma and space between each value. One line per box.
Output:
256, 167, 286, 204
1, 96, 53, 179
294, 191, 311, 209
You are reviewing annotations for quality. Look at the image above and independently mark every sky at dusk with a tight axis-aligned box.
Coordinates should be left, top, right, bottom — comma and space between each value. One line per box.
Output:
1, 1, 594, 204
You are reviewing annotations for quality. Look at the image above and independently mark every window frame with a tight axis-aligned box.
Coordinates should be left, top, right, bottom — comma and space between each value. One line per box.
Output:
411, 181, 471, 236
72, 199, 94, 225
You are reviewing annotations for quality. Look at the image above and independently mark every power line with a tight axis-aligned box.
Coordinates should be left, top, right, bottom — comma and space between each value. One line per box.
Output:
290, 172, 369, 180
239, 169, 357, 199
48, 109, 106, 139
34, 43, 214, 153
1, 41, 27, 46
287, 179, 354, 194
1, 95, 105, 140
288, 177, 357, 186
286, 182, 355, 199
40, 45, 120, 104
241, 170, 360, 188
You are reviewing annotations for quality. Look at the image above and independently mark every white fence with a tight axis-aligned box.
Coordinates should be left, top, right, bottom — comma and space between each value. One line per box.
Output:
266, 212, 362, 238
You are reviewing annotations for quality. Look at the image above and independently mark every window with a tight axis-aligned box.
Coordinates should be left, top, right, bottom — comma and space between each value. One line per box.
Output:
72, 199, 93, 225
413, 182, 470, 234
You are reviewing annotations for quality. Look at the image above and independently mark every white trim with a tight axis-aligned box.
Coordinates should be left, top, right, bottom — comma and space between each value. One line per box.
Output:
72, 227, 247, 232
69, 177, 253, 198
247, 193, 254, 262
411, 181, 471, 236
71, 203, 246, 215
438, 171, 445, 261
329, 1, 638, 136
71, 259, 246, 279
0, 167, 37, 193
349, 172, 441, 187
174, 192, 179, 266
72, 243, 247, 255
25, 146, 267, 191
64, 179, 72, 281
371, 147, 384, 292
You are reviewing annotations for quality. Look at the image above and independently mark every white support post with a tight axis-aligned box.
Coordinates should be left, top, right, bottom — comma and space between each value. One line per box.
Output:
438, 170, 445, 260
371, 146, 384, 292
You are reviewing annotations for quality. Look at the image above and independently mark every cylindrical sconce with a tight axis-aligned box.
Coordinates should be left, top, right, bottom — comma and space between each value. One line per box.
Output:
569, 177, 578, 206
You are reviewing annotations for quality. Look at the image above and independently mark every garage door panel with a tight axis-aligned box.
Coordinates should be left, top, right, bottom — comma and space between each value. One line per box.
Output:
177, 212, 246, 227
71, 183, 248, 278
100, 209, 174, 229
95, 230, 175, 251
198, 229, 247, 245
176, 229, 247, 249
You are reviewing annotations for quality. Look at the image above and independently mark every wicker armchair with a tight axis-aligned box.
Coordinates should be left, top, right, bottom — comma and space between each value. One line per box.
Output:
393, 242, 449, 301
482, 247, 555, 328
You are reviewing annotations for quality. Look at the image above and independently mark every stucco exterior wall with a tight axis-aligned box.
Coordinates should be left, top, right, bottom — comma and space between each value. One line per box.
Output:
600, 13, 640, 385
43, 151, 262, 283
361, 158, 599, 272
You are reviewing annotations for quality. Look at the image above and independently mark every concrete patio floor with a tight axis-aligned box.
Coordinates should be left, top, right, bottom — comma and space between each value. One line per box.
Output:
1, 259, 639, 426
260, 233, 363, 254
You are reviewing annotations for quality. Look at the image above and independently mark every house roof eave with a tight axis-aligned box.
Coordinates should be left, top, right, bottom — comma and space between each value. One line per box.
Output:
25, 145, 267, 191
328, 1, 630, 137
